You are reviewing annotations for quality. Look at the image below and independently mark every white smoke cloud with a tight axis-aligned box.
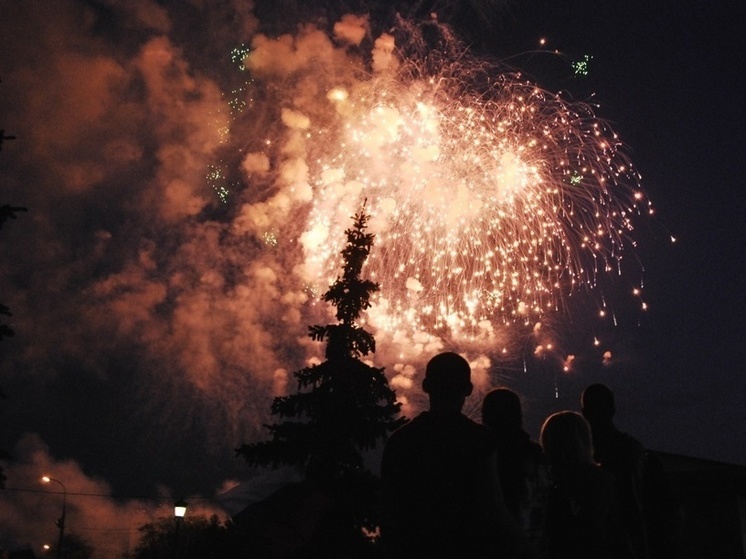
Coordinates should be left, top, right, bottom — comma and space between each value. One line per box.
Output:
333, 14, 369, 46
372, 33, 398, 73
135, 37, 229, 220
469, 354, 492, 392
281, 108, 311, 130
241, 152, 271, 175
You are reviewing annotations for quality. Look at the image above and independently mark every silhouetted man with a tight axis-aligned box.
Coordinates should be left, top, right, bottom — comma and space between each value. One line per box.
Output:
581, 383, 649, 559
381, 352, 531, 559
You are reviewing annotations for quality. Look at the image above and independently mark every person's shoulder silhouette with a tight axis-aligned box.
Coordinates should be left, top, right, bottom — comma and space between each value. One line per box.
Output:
381, 352, 513, 558
541, 410, 634, 559
581, 384, 649, 559
482, 388, 550, 551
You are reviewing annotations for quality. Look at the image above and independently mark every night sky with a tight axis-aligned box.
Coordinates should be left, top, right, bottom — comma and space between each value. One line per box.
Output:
1, 0, 744, 554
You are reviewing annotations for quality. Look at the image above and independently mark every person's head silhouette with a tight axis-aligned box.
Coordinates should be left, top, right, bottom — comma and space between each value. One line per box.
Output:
422, 352, 472, 411
540, 411, 594, 468
581, 383, 616, 424
481, 388, 522, 432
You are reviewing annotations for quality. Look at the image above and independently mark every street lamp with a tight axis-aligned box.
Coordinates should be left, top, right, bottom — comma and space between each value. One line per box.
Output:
172, 499, 187, 559
174, 499, 187, 519
41, 476, 66, 559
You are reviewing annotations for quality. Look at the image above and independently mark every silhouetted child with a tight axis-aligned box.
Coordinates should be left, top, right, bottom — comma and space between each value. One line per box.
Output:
482, 388, 551, 556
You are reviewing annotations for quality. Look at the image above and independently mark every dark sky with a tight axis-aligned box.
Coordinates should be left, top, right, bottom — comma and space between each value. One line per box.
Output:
1, 0, 744, 554
519, 0, 746, 462
455, 0, 746, 462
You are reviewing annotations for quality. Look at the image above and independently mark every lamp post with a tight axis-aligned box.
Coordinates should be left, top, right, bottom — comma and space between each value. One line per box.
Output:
41, 476, 66, 559
172, 499, 187, 559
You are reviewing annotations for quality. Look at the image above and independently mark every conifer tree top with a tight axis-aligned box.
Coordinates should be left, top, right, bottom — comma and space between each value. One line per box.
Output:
311, 207, 380, 360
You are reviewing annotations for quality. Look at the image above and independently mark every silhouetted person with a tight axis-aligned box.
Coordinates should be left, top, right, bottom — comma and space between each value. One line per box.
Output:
581, 384, 649, 559
541, 411, 633, 559
482, 388, 551, 555
381, 352, 532, 559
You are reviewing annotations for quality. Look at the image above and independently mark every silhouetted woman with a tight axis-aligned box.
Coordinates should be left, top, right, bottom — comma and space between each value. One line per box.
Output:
540, 411, 633, 559
482, 388, 550, 555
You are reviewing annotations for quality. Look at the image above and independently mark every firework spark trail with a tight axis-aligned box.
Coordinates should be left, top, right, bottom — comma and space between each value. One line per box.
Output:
280, 24, 650, 342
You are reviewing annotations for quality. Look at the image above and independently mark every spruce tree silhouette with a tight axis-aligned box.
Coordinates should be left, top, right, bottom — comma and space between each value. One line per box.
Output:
236, 206, 406, 554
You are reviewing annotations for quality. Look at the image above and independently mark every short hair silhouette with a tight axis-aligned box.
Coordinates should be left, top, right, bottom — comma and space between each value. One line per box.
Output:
382, 351, 531, 557
581, 383, 616, 423
540, 411, 594, 467
482, 388, 522, 431
422, 351, 472, 397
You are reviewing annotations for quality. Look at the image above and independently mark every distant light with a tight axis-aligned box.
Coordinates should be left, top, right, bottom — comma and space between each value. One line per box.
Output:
174, 499, 188, 518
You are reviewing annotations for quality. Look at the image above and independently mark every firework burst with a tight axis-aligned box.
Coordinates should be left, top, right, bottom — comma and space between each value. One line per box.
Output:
230, 19, 652, 350
294, 28, 649, 342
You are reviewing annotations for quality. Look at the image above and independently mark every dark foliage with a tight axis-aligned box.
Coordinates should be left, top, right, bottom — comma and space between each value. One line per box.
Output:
0, 204, 27, 229
236, 207, 406, 552
46, 533, 94, 559
134, 515, 243, 559
0, 129, 17, 150
0, 207, 24, 342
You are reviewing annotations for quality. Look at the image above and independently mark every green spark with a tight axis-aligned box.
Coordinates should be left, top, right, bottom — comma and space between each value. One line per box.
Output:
206, 164, 231, 203
227, 88, 248, 112
215, 186, 230, 203
231, 45, 251, 71
572, 54, 593, 76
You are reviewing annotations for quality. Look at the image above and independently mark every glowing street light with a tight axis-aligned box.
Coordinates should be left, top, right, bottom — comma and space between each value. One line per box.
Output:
172, 499, 187, 559
41, 476, 66, 559
174, 499, 187, 519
